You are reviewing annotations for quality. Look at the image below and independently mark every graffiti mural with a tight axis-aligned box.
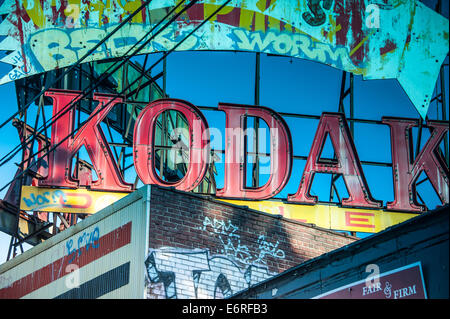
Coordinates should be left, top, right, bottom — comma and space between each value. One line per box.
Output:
145, 214, 287, 299
0, 0, 447, 118
144, 247, 274, 299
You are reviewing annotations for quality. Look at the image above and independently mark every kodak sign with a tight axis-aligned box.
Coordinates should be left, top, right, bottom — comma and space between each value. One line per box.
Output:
38, 89, 448, 213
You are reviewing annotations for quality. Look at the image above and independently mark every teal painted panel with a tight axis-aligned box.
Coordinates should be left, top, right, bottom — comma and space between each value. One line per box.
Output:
0, 0, 447, 118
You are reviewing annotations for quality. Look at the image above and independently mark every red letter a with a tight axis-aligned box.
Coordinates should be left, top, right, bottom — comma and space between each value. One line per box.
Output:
288, 113, 381, 208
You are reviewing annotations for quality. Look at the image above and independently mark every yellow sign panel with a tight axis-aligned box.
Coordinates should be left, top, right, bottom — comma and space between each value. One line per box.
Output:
20, 186, 128, 214
20, 186, 419, 232
217, 199, 419, 233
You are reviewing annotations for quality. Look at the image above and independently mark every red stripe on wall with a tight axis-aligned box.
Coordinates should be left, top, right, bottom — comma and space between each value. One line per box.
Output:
0, 222, 132, 299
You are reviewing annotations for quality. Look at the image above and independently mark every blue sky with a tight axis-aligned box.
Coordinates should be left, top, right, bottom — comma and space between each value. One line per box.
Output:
0, 0, 448, 262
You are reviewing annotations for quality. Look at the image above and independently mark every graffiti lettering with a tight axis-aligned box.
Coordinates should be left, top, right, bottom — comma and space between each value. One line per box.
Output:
256, 235, 285, 264
23, 0, 45, 28
8, 64, 31, 81
200, 216, 239, 238
232, 29, 358, 71
66, 226, 100, 263
221, 238, 253, 265
26, 23, 359, 76
28, 23, 198, 73
20, 186, 128, 214
198, 216, 285, 266
1, 0, 448, 122
22, 190, 67, 210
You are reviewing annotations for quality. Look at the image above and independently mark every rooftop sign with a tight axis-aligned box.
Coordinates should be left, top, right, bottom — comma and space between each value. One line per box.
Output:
26, 89, 449, 217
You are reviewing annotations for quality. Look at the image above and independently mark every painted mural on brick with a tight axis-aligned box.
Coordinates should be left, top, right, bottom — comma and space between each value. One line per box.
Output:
0, 0, 448, 118
145, 215, 286, 299
144, 183, 360, 300
142, 185, 361, 299
145, 247, 275, 299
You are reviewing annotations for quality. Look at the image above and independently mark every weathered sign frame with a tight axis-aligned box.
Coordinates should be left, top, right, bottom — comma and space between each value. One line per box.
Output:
0, 0, 448, 262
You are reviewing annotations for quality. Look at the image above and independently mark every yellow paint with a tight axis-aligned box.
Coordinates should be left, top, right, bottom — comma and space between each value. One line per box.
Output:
118, 0, 144, 24
238, 1, 282, 32
89, 1, 107, 26
216, 199, 419, 233
326, 15, 341, 43
239, 9, 266, 32
23, 0, 45, 28
204, 4, 235, 23
64, 2, 81, 25
20, 186, 128, 214
238, 6, 296, 33
67, 0, 82, 6
380, 47, 397, 58
204, 4, 236, 33
256, 0, 277, 12
350, 29, 376, 56
256, 0, 266, 12
283, 23, 293, 33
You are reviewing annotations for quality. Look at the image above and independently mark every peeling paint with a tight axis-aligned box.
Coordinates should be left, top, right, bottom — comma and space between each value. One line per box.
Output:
0, 0, 447, 118
380, 39, 396, 55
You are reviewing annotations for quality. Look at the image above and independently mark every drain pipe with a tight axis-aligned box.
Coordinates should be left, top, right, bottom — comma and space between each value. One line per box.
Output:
143, 185, 151, 299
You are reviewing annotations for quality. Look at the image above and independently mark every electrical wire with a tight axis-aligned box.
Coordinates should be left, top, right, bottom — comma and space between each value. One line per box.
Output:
0, 0, 232, 193
0, 0, 191, 167
0, 0, 154, 131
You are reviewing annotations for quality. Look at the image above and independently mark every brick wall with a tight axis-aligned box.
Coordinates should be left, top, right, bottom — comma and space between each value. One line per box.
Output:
145, 186, 357, 299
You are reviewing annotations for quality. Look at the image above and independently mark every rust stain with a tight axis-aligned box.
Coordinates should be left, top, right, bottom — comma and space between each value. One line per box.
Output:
380, 39, 397, 56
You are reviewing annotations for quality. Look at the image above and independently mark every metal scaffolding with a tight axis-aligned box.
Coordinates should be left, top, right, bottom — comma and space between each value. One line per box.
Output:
0, 0, 448, 261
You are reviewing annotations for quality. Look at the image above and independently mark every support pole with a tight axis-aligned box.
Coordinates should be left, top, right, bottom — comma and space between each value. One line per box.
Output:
436, 0, 448, 166
163, 54, 167, 98
252, 53, 261, 187
335, 71, 356, 236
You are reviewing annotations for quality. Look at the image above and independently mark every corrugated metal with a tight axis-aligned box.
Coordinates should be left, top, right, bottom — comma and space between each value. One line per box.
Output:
0, 186, 152, 299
